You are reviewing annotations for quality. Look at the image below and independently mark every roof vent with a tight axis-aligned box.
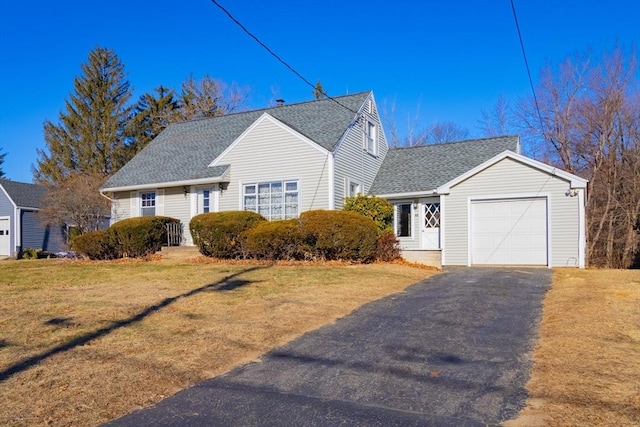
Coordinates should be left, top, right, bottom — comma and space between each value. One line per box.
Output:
276, 99, 285, 106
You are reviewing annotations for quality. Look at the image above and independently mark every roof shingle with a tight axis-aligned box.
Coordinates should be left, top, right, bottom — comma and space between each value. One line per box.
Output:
369, 135, 520, 195
0, 179, 46, 209
102, 92, 370, 190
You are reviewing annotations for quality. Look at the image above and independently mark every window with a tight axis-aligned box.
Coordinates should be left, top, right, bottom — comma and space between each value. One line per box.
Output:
203, 190, 210, 213
396, 203, 412, 237
424, 203, 441, 228
141, 192, 156, 216
243, 180, 298, 220
349, 181, 361, 197
364, 120, 377, 155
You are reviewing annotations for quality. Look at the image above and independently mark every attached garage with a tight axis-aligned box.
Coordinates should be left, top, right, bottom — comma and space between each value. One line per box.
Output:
470, 198, 548, 265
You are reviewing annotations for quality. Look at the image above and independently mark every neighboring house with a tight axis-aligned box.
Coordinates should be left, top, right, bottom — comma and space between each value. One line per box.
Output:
101, 91, 588, 268
0, 179, 67, 257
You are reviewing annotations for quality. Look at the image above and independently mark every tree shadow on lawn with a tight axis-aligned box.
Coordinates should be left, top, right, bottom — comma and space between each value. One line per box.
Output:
0, 266, 265, 382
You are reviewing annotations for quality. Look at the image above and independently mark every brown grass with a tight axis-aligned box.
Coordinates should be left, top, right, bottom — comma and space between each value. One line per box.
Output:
505, 269, 640, 427
0, 258, 434, 427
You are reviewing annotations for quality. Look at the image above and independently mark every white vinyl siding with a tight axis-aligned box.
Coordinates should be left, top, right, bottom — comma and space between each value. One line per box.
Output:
333, 95, 388, 209
444, 157, 581, 267
214, 115, 331, 213
163, 186, 192, 245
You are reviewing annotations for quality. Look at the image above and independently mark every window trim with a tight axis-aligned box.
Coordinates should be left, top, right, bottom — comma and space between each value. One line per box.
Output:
140, 191, 156, 217
363, 118, 378, 156
395, 202, 413, 238
242, 179, 300, 220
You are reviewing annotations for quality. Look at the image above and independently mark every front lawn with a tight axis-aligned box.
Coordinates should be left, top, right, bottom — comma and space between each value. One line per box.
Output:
506, 269, 640, 427
0, 258, 433, 426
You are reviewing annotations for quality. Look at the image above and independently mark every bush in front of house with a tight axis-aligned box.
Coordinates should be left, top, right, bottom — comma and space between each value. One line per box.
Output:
375, 231, 401, 262
245, 219, 303, 260
190, 211, 266, 258
110, 216, 180, 258
297, 210, 378, 261
71, 229, 118, 260
343, 195, 394, 234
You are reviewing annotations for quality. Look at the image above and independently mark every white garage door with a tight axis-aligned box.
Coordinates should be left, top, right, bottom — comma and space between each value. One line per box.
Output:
471, 198, 548, 265
0, 218, 10, 256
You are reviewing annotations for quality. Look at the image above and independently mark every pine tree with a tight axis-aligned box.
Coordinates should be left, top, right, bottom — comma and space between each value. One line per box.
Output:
127, 85, 179, 154
34, 47, 133, 183
0, 148, 5, 178
313, 81, 326, 99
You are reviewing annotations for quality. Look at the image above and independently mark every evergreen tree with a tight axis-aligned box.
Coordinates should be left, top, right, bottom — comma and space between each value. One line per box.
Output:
34, 47, 133, 183
127, 85, 179, 154
313, 81, 326, 99
0, 148, 5, 178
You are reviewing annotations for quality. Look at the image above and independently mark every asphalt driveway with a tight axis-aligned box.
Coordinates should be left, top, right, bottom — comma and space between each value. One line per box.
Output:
106, 267, 551, 426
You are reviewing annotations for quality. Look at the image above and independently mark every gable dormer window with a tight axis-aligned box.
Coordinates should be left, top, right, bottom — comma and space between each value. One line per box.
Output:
364, 119, 377, 156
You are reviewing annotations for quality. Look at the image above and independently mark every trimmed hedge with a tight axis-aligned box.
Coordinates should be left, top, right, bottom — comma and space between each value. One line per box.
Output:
245, 219, 303, 260
71, 216, 179, 260
72, 229, 118, 260
190, 211, 266, 258
110, 216, 180, 258
298, 210, 378, 261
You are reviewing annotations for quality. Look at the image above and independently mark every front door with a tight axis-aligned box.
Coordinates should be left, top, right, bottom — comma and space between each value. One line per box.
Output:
420, 200, 440, 249
196, 185, 219, 214
0, 217, 10, 256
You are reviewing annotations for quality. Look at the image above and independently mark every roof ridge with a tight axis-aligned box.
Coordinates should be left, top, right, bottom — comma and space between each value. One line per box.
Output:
170, 91, 371, 127
388, 135, 519, 151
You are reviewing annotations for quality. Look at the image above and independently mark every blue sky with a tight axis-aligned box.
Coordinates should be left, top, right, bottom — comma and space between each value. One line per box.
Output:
0, 0, 638, 183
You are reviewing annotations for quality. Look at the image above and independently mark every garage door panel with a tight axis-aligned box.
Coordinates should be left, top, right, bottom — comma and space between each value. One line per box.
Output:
471, 198, 547, 265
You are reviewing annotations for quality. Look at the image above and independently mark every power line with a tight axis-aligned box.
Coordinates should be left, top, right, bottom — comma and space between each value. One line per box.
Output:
209, 0, 360, 115
510, 0, 545, 131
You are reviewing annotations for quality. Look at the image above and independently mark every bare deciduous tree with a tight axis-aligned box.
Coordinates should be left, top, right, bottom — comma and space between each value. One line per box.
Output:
517, 46, 639, 268
39, 173, 111, 238
178, 74, 248, 121
478, 94, 511, 137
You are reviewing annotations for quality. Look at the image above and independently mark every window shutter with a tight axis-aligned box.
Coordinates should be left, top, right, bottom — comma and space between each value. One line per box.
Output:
156, 189, 165, 216
130, 192, 138, 217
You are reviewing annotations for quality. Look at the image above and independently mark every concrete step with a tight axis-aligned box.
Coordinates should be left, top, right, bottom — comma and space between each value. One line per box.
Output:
159, 246, 202, 260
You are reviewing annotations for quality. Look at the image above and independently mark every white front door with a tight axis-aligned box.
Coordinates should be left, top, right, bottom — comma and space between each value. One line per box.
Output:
420, 200, 441, 249
0, 217, 10, 256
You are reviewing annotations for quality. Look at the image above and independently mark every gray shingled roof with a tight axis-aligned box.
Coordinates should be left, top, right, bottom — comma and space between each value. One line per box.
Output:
102, 92, 370, 190
369, 135, 520, 195
0, 178, 46, 209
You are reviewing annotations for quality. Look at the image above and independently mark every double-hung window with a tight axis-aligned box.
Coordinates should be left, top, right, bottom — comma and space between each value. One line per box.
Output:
364, 119, 377, 156
396, 203, 412, 237
243, 180, 299, 220
141, 192, 156, 216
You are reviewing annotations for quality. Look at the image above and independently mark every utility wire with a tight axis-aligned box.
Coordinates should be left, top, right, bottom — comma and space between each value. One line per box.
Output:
209, 0, 360, 115
510, 0, 545, 131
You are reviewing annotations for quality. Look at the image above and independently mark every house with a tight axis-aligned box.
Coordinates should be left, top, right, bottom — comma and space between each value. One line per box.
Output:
0, 179, 67, 257
101, 91, 587, 267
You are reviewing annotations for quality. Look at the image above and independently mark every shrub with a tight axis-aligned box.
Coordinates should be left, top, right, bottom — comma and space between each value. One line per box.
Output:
376, 231, 401, 262
110, 216, 180, 258
190, 211, 266, 258
20, 248, 40, 260
298, 210, 378, 261
343, 195, 394, 234
71, 229, 118, 260
245, 219, 303, 260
